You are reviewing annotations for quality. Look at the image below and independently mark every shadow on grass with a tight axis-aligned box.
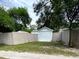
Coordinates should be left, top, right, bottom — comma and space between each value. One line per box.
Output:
31, 41, 64, 47
0, 44, 8, 47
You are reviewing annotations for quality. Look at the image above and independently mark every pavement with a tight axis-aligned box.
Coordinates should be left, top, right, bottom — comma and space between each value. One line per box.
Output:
0, 51, 79, 59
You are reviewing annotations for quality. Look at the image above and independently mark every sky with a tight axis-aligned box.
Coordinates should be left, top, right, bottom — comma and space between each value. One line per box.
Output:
0, 0, 39, 25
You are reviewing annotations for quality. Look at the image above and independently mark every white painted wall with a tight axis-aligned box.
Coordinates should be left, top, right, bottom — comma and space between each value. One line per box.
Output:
38, 31, 53, 42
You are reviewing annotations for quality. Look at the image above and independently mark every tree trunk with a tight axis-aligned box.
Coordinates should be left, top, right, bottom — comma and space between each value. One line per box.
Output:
68, 21, 73, 47
68, 29, 72, 47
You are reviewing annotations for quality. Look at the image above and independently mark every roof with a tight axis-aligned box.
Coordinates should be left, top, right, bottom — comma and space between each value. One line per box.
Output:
38, 26, 53, 31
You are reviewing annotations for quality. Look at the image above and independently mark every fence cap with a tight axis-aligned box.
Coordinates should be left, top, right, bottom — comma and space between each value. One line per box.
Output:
17, 31, 26, 32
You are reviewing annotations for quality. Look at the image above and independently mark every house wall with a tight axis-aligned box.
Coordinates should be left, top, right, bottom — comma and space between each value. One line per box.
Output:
0, 32, 38, 45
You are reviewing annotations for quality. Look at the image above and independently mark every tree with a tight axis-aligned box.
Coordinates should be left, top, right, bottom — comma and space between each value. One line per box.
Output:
34, 0, 66, 31
0, 7, 14, 32
34, 0, 79, 46
30, 25, 37, 30
8, 7, 32, 31
62, 0, 79, 46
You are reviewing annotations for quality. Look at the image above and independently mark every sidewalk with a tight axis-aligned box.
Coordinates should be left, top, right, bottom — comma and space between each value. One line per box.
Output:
0, 51, 79, 59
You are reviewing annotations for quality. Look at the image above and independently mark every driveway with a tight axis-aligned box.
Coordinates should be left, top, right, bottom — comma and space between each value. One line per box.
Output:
0, 51, 79, 59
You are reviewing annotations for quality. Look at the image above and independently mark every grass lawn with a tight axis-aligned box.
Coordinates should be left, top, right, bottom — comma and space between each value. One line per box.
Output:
0, 42, 78, 56
0, 57, 7, 59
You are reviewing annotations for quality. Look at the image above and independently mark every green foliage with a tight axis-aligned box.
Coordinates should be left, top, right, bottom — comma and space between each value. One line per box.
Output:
34, 0, 65, 30
21, 28, 32, 33
0, 7, 31, 32
14, 23, 24, 31
8, 7, 31, 28
0, 7, 15, 32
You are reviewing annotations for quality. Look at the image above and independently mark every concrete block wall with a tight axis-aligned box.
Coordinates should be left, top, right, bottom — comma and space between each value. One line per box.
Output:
0, 32, 38, 45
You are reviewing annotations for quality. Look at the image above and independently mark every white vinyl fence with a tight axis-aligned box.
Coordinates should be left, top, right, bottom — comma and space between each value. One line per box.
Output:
53, 29, 70, 45
0, 32, 38, 45
53, 32, 62, 41
0, 29, 74, 46
61, 30, 69, 45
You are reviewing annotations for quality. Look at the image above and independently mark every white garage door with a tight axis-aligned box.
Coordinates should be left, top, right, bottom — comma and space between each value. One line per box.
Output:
38, 31, 52, 42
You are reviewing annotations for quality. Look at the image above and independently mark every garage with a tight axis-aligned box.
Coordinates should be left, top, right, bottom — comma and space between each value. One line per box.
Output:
38, 27, 53, 42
